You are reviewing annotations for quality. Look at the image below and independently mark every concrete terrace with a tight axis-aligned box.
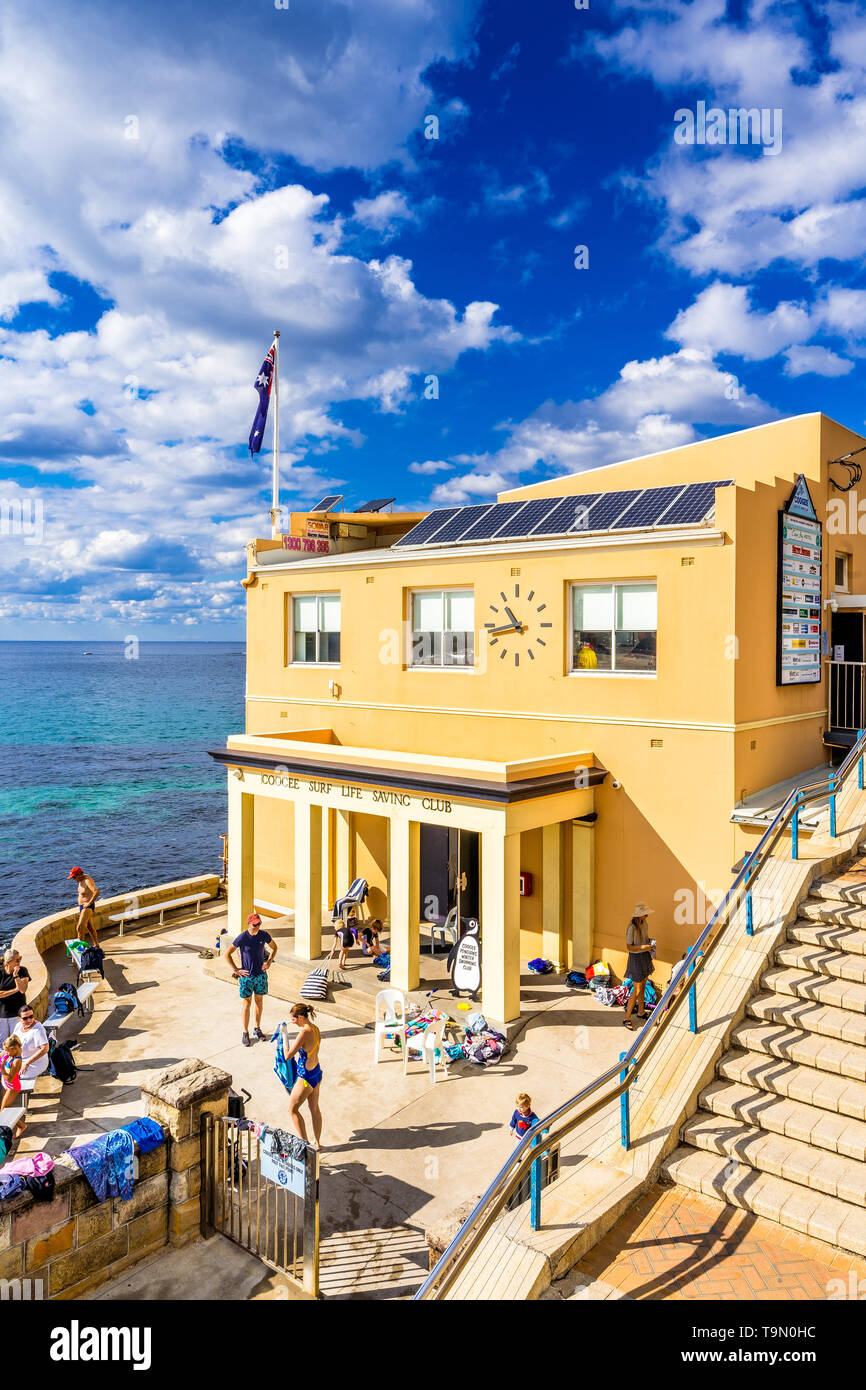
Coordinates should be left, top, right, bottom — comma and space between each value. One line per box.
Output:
17, 899, 629, 1299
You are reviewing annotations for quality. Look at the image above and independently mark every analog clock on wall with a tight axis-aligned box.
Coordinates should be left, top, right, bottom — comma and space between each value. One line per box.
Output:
484, 583, 554, 666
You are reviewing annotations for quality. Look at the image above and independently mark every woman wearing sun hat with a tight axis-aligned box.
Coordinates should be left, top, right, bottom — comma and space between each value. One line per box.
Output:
623, 902, 655, 1031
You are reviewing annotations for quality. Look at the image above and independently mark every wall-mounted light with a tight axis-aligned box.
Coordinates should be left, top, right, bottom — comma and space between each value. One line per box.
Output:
232, 768, 245, 781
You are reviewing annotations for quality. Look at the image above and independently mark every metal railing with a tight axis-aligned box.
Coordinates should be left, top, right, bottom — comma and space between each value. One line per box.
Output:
415, 728, 866, 1300
201, 1113, 319, 1296
829, 659, 866, 731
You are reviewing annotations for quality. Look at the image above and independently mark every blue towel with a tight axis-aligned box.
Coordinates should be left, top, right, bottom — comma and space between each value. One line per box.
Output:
67, 1129, 136, 1202
0, 1175, 25, 1200
120, 1117, 166, 1154
271, 1024, 298, 1095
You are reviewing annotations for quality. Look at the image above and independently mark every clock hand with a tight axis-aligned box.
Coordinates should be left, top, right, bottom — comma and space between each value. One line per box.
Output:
489, 621, 523, 635
504, 606, 522, 627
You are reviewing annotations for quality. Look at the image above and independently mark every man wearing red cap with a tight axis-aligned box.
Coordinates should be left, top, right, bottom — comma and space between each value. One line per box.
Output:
68, 867, 100, 949
224, 913, 277, 1046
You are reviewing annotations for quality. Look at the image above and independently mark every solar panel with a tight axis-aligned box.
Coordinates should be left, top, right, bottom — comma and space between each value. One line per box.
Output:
310, 494, 344, 512
610, 485, 686, 530
424, 504, 496, 545
458, 500, 529, 542
490, 497, 561, 539
577, 490, 640, 531
393, 507, 461, 547
356, 497, 395, 513
533, 495, 601, 536
658, 480, 731, 525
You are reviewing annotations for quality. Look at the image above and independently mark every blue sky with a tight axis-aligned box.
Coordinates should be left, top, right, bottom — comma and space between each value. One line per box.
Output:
1, 0, 865, 637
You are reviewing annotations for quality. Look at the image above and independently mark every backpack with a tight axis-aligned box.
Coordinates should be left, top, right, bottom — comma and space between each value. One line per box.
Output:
48, 1040, 77, 1085
78, 946, 105, 982
53, 983, 84, 1018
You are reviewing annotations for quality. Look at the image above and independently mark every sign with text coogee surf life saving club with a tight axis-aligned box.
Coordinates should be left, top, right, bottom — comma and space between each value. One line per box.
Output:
777, 476, 822, 686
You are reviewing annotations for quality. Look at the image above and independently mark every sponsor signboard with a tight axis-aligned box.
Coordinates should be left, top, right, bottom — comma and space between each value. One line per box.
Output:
777, 476, 822, 686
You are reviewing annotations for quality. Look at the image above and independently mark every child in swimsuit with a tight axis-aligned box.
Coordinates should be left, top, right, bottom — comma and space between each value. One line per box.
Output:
0, 1037, 22, 1109
280, 1004, 324, 1150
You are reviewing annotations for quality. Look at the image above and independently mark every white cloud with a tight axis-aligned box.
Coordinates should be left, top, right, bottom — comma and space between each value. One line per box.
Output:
409, 459, 454, 474
668, 284, 812, 360
352, 190, 418, 237
783, 344, 854, 378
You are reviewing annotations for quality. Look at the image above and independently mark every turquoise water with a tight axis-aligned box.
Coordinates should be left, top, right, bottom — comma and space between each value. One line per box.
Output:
0, 641, 245, 945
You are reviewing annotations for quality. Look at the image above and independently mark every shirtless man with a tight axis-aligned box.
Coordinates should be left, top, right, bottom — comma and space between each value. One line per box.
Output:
68, 866, 100, 949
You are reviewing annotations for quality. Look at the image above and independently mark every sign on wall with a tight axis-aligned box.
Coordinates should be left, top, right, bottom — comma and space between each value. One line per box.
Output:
777, 475, 822, 686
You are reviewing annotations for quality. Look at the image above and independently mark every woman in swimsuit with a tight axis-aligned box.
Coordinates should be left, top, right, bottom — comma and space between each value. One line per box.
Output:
0, 1035, 22, 1109
280, 1004, 323, 1150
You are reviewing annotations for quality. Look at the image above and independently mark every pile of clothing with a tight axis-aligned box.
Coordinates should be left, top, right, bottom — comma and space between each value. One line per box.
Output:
592, 978, 661, 1012
64, 1116, 165, 1204
443, 1011, 509, 1067
0, 1151, 55, 1203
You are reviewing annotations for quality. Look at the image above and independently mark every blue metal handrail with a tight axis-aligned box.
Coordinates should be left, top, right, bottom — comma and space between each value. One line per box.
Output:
415, 730, 866, 1299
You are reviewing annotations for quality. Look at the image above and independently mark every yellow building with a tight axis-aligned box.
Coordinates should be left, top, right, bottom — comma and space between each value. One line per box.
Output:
212, 414, 866, 1029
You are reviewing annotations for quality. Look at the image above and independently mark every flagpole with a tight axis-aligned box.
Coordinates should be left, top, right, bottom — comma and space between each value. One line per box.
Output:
270, 329, 281, 538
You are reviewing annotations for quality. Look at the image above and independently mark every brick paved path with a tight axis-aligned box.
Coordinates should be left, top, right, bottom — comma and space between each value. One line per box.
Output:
564, 1185, 866, 1300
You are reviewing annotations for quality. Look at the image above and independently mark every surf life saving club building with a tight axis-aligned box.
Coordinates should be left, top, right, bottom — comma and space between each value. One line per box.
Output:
212, 414, 866, 1029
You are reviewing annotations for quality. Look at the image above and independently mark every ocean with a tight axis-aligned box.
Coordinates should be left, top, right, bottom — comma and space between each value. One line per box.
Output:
0, 641, 245, 949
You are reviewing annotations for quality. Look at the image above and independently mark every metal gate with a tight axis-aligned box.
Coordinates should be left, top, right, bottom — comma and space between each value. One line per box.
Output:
201, 1114, 319, 1297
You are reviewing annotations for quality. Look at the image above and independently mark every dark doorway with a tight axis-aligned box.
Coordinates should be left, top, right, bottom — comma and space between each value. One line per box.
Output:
419, 826, 479, 925
831, 610, 863, 663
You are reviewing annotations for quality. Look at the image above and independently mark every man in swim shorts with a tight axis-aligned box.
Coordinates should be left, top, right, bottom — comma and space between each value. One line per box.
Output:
225, 912, 278, 1046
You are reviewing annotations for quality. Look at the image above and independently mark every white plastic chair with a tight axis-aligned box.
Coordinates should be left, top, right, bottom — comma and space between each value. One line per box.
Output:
373, 989, 407, 1064
404, 1016, 449, 1083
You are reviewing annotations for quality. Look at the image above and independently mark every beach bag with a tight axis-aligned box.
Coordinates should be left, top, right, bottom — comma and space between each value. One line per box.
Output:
24, 1173, 55, 1203
565, 971, 588, 989
590, 960, 611, 981
528, 958, 553, 974
228, 1086, 251, 1119
300, 969, 328, 1001
48, 1040, 77, 1085
78, 946, 105, 982
53, 983, 84, 1018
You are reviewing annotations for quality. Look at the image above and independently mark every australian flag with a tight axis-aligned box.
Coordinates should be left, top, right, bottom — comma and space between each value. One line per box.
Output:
248, 343, 275, 456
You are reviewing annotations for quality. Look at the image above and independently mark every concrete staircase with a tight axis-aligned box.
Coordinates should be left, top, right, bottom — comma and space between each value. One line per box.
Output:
662, 858, 866, 1256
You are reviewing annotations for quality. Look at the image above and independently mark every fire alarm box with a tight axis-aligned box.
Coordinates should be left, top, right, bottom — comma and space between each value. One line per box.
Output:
519, 871, 533, 896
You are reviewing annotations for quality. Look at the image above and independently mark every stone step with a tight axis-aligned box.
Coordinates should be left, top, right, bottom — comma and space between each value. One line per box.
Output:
775, 941, 866, 986
810, 872, 866, 907
699, 1078, 866, 1161
798, 900, 866, 940
681, 1111, 866, 1206
662, 1147, 866, 1256
748, 991, 866, 1048
718, 1048, 866, 1121
761, 964, 866, 1015
730, 1020, 866, 1082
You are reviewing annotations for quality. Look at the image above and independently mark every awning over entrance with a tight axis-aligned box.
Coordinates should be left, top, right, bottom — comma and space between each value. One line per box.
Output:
208, 731, 608, 804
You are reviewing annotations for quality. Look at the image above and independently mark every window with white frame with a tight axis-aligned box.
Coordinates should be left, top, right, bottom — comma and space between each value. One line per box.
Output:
292, 594, 341, 664
572, 582, 657, 673
411, 589, 474, 667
